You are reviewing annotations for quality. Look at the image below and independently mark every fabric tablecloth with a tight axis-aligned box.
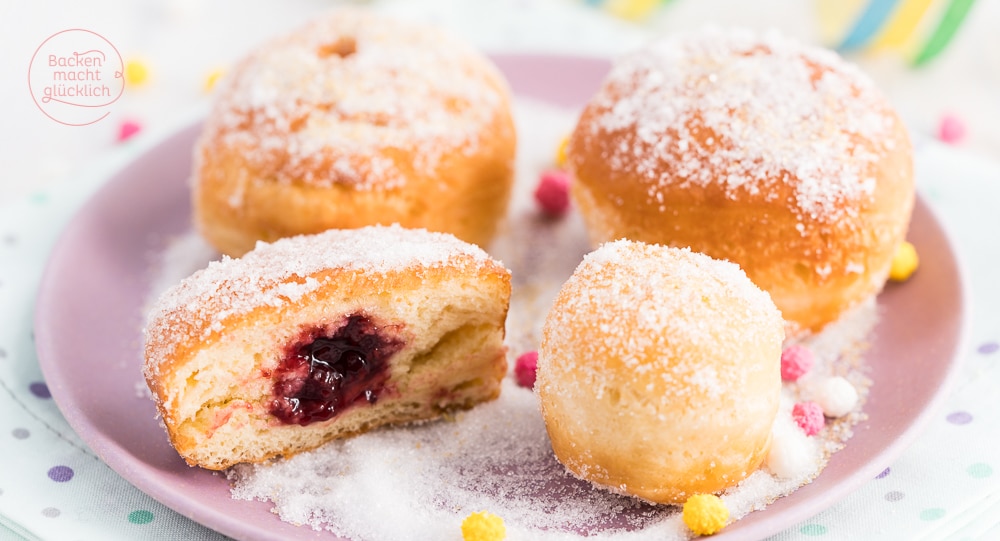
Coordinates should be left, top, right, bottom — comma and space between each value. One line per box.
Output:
1, 1, 999, 540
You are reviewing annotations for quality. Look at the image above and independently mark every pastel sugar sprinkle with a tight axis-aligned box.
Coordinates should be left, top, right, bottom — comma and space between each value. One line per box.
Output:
117, 120, 142, 142
792, 401, 825, 436
533, 170, 571, 217
780, 344, 814, 381
555, 134, 569, 167
603, 0, 662, 21
767, 408, 820, 479
812, 376, 859, 417
203, 68, 225, 93
889, 241, 919, 281
937, 114, 966, 144
682, 494, 728, 536
514, 351, 538, 389
124, 59, 149, 86
461, 510, 506, 541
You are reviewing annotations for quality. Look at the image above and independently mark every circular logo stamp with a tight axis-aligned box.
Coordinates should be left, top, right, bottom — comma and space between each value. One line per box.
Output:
28, 29, 125, 126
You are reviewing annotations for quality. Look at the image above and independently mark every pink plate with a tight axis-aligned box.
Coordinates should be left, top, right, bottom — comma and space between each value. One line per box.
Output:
34, 54, 966, 541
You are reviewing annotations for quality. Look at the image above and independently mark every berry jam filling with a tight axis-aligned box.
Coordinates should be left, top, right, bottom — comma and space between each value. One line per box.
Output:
269, 314, 404, 426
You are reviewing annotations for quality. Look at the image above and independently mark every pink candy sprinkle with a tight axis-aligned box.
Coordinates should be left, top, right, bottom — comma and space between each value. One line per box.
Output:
534, 170, 571, 217
938, 114, 966, 144
117, 119, 142, 142
792, 401, 825, 436
780, 344, 814, 381
514, 351, 538, 389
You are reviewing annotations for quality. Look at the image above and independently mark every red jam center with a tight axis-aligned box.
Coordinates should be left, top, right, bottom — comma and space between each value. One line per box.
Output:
269, 314, 403, 426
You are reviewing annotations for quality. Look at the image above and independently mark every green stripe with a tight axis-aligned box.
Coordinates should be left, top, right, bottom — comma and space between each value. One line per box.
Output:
913, 0, 976, 66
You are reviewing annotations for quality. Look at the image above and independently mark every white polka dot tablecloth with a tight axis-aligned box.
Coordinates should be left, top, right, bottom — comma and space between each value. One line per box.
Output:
1, 1, 999, 540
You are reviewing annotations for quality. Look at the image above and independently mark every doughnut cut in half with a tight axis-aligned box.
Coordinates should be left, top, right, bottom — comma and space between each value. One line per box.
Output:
144, 225, 511, 470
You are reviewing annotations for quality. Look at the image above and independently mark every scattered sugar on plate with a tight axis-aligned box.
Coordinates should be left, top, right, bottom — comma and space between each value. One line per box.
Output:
142, 231, 219, 322
145, 97, 879, 540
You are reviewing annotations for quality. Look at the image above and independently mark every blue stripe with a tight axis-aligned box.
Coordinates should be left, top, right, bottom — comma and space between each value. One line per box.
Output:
838, 0, 902, 51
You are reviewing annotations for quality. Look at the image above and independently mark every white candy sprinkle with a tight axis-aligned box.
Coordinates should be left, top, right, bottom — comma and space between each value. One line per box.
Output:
812, 376, 860, 418
767, 414, 819, 480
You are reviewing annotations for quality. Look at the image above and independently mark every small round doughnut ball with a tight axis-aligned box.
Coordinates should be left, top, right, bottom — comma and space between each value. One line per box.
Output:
537, 240, 784, 504
194, 8, 517, 256
566, 28, 914, 334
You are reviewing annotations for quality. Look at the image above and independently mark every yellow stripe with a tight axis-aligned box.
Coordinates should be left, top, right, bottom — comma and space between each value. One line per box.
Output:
871, 0, 934, 50
816, 0, 868, 46
604, 0, 660, 21
903, 0, 951, 56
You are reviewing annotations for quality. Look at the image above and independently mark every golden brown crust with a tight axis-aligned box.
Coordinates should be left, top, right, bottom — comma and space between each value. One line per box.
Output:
192, 9, 517, 256
567, 29, 914, 333
143, 227, 511, 469
537, 241, 783, 504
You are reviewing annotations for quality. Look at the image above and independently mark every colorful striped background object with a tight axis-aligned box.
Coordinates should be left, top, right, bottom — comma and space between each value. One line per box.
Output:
819, 0, 976, 65
584, 0, 974, 66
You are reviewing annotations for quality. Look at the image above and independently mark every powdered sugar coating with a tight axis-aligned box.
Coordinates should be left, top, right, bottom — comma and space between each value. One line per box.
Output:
573, 27, 900, 223
216, 100, 882, 539
199, 8, 508, 190
144, 225, 500, 377
542, 239, 779, 393
537, 239, 783, 505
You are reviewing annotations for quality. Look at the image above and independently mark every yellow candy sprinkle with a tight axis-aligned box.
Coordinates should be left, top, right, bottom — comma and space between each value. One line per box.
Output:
682, 494, 729, 536
555, 135, 570, 168
124, 58, 149, 86
203, 68, 225, 93
889, 241, 919, 282
461, 510, 506, 541
605, 0, 661, 21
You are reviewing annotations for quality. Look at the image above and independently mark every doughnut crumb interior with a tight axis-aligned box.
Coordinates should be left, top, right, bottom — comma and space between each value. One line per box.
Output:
143, 225, 511, 470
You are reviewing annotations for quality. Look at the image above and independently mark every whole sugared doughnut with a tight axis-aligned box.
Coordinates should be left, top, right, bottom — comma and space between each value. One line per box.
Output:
566, 28, 914, 334
537, 240, 784, 504
194, 9, 517, 256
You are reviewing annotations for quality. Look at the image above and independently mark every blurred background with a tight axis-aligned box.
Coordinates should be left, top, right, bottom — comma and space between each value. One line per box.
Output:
1, 0, 998, 204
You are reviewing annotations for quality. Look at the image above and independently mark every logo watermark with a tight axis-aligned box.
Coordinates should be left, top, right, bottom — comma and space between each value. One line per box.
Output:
28, 29, 125, 126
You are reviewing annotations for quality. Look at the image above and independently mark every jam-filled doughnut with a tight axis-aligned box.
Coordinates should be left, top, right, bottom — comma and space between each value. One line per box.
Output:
144, 225, 511, 470
537, 240, 783, 504
566, 28, 914, 334
194, 8, 517, 256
